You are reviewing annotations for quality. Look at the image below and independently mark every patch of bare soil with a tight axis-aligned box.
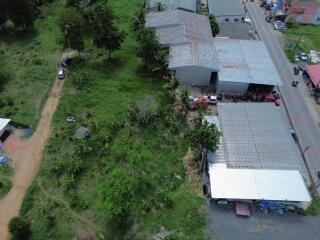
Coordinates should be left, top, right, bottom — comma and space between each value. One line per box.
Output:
0, 78, 64, 239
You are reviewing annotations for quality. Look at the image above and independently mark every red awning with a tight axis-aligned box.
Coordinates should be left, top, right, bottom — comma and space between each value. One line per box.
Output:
306, 64, 320, 87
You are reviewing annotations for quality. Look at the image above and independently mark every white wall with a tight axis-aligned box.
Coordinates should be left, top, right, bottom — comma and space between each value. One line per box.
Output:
173, 66, 212, 86
217, 81, 249, 95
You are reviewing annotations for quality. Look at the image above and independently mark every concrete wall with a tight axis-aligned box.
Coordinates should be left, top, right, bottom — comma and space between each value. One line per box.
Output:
173, 66, 212, 86
217, 81, 249, 95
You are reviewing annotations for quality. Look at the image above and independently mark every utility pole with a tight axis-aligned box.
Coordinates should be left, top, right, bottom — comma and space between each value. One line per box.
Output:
292, 33, 303, 57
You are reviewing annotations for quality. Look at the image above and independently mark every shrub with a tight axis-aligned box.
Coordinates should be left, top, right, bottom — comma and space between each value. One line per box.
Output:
9, 217, 32, 240
0, 177, 12, 198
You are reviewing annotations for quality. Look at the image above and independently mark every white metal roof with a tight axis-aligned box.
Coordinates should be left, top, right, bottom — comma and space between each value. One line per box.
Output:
0, 118, 10, 131
214, 38, 282, 86
209, 163, 311, 202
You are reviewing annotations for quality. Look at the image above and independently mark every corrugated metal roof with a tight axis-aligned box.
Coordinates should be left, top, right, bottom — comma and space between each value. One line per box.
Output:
214, 38, 282, 86
148, 0, 197, 12
215, 103, 303, 170
209, 164, 311, 202
208, 0, 245, 17
145, 10, 213, 46
169, 41, 219, 70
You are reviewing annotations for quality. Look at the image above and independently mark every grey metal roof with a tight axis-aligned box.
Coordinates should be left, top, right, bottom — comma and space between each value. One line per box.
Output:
148, 0, 197, 12
217, 23, 251, 40
145, 10, 212, 46
214, 38, 282, 86
208, 0, 245, 17
169, 41, 219, 70
215, 103, 302, 171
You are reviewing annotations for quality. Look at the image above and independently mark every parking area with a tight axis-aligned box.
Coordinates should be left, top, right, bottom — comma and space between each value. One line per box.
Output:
207, 202, 320, 240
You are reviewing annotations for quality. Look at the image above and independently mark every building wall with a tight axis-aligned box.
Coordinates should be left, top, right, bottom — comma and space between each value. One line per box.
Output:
0, 123, 10, 139
173, 66, 212, 86
217, 81, 249, 95
215, 15, 244, 24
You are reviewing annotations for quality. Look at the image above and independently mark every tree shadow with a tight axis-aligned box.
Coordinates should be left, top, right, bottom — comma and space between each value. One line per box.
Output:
0, 27, 39, 43
86, 55, 126, 75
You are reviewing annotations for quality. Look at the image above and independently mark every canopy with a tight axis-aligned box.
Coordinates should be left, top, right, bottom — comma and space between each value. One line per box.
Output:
306, 64, 320, 87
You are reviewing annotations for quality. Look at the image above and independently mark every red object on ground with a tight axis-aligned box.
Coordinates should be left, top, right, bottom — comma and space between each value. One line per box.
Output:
235, 202, 251, 217
305, 64, 320, 87
264, 93, 280, 106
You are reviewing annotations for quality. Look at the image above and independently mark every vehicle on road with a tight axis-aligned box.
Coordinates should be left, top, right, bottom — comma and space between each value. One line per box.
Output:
274, 21, 285, 30
293, 66, 299, 75
289, 127, 298, 142
299, 52, 308, 62
57, 67, 65, 80
292, 80, 299, 87
265, 16, 272, 23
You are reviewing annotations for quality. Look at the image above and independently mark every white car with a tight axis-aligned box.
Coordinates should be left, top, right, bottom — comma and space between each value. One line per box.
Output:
299, 52, 308, 61
57, 67, 65, 79
206, 95, 217, 105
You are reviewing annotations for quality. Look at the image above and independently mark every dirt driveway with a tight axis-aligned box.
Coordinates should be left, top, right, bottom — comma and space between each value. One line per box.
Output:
0, 77, 64, 239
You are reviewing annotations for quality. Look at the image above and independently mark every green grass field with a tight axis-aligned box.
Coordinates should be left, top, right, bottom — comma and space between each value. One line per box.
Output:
17, 1, 209, 239
0, 165, 13, 198
283, 25, 320, 62
0, 1, 63, 128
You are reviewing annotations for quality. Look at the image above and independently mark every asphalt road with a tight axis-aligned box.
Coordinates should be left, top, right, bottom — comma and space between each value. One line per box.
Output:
207, 203, 320, 240
246, 1, 320, 193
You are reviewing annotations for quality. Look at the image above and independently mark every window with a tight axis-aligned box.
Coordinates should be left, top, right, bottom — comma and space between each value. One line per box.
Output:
225, 18, 230, 22
234, 18, 239, 22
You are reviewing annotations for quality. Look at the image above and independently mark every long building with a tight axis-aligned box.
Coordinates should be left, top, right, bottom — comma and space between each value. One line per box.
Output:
204, 103, 311, 209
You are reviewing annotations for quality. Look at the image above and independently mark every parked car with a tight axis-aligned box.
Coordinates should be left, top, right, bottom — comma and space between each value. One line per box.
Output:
205, 95, 218, 105
292, 80, 299, 87
274, 21, 285, 30
57, 67, 65, 79
299, 52, 308, 61
293, 66, 299, 75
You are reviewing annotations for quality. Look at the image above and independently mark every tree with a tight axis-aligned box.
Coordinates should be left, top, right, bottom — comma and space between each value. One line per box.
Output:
156, 2, 165, 12
187, 120, 221, 162
131, 2, 147, 32
209, 14, 219, 37
151, 47, 169, 77
9, 217, 32, 240
91, 2, 125, 59
0, 1, 8, 30
164, 76, 179, 101
59, 8, 85, 51
136, 27, 168, 76
70, 70, 90, 89
100, 168, 140, 219
5, 0, 38, 29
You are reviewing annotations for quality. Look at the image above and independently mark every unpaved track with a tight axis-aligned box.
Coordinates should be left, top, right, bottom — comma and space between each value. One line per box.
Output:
0, 78, 64, 239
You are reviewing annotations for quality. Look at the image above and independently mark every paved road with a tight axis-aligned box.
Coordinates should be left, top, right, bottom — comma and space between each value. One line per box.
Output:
246, 1, 320, 193
207, 203, 320, 240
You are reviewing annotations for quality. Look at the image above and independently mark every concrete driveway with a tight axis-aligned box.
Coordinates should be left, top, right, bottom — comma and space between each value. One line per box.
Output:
207, 202, 320, 240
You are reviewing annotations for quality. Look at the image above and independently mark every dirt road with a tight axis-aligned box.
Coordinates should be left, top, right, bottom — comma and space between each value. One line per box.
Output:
0, 78, 64, 239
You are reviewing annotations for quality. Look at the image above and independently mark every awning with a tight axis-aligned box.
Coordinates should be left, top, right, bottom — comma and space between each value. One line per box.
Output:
305, 64, 320, 87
